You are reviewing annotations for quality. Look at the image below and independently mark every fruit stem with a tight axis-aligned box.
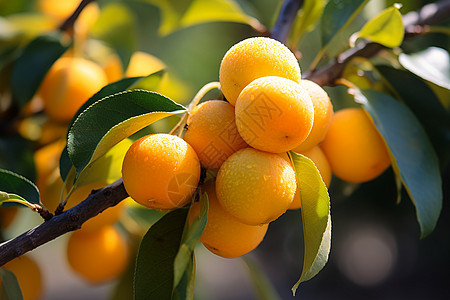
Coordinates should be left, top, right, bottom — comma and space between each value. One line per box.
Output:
59, 0, 95, 33
169, 81, 221, 137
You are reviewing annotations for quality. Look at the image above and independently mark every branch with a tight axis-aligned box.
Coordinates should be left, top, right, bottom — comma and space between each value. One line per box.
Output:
271, 0, 304, 44
0, 179, 128, 266
59, 0, 96, 33
305, 0, 450, 86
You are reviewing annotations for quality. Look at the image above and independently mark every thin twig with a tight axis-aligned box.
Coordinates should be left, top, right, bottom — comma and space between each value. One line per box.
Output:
59, 0, 96, 33
305, 0, 450, 86
271, 0, 304, 44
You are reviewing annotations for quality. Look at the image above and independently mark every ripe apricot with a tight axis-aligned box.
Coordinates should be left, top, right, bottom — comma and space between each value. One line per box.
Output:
216, 148, 296, 225
292, 80, 334, 152
125, 51, 165, 78
122, 134, 201, 210
34, 139, 66, 193
66, 226, 129, 284
189, 181, 268, 258
235, 76, 314, 153
289, 146, 332, 209
3, 255, 42, 300
183, 100, 248, 170
102, 54, 123, 83
39, 57, 107, 122
219, 37, 301, 106
321, 108, 391, 183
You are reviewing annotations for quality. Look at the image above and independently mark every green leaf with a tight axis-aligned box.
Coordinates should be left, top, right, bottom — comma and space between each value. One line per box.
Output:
358, 6, 404, 48
173, 193, 208, 288
0, 268, 23, 300
11, 32, 69, 106
66, 90, 186, 183
90, 2, 136, 69
0, 135, 36, 182
241, 256, 282, 300
321, 0, 369, 49
143, 0, 194, 35
179, 0, 257, 30
359, 89, 442, 238
289, 152, 331, 295
134, 208, 188, 300
172, 254, 195, 300
291, 0, 327, 47
0, 169, 40, 206
375, 65, 450, 167
59, 74, 163, 181
399, 47, 450, 90
71, 138, 134, 194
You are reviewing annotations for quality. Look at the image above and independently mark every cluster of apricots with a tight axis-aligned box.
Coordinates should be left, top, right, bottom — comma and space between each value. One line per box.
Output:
121, 37, 392, 259
2, 28, 392, 297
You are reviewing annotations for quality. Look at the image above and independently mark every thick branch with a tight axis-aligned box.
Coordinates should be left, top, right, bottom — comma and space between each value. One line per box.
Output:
305, 0, 450, 86
271, 0, 304, 44
0, 179, 128, 266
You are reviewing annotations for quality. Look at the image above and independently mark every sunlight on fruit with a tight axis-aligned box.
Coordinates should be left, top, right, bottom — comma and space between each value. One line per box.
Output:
2, 255, 42, 300
184, 100, 248, 170
235, 76, 314, 153
122, 134, 201, 210
321, 108, 391, 183
216, 148, 296, 225
66, 226, 129, 284
219, 37, 301, 106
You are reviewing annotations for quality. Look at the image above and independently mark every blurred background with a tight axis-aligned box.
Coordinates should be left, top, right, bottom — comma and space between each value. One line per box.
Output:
1, 0, 449, 299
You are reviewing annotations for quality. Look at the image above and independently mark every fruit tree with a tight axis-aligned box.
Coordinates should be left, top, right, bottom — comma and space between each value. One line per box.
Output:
0, 0, 449, 299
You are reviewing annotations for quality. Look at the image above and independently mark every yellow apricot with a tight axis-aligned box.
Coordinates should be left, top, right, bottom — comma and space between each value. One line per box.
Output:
34, 139, 66, 194
216, 148, 296, 225
3, 255, 42, 300
188, 181, 268, 258
122, 134, 201, 210
235, 76, 314, 153
38, 0, 80, 19
39, 57, 108, 122
66, 226, 129, 284
292, 79, 334, 152
102, 54, 124, 83
321, 108, 391, 183
219, 37, 301, 106
125, 51, 165, 78
183, 100, 248, 170
289, 146, 332, 209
